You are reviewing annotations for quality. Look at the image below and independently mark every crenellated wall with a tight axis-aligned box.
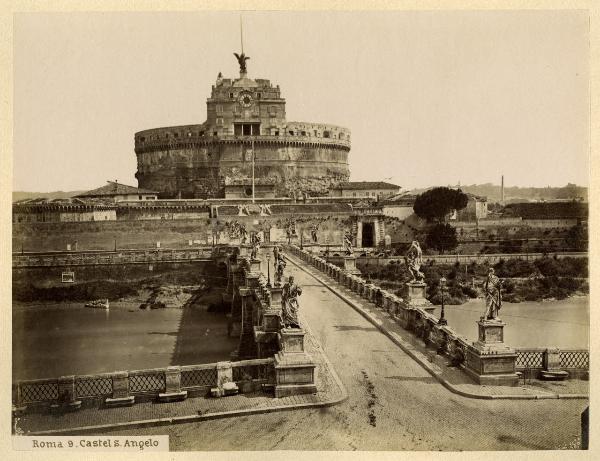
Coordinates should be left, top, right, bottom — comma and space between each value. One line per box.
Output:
135, 136, 350, 198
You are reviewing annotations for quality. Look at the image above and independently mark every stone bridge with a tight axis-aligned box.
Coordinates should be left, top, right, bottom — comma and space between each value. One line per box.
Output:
12, 243, 589, 448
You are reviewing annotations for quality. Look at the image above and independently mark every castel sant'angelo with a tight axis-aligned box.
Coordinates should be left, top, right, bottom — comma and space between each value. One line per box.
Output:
134, 52, 351, 199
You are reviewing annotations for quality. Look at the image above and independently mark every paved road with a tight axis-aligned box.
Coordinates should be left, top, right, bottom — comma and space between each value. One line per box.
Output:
111, 257, 587, 450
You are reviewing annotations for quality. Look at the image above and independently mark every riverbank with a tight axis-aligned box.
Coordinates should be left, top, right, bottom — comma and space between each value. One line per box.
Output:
12, 264, 220, 303
357, 256, 588, 305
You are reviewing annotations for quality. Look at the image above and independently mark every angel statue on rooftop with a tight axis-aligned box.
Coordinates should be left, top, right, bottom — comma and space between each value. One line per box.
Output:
234, 52, 250, 74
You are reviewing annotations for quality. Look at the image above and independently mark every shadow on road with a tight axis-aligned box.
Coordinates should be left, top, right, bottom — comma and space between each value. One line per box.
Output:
332, 325, 379, 332
384, 375, 437, 384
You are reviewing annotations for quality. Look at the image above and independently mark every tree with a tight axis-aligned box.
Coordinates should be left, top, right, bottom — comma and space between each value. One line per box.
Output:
425, 223, 458, 254
565, 223, 588, 251
413, 187, 469, 222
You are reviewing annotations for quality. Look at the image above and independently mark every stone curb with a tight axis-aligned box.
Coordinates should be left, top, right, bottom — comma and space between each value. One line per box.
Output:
286, 253, 589, 402
24, 335, 349, 436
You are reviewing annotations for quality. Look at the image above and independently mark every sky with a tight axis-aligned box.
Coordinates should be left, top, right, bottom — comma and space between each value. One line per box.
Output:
13, 10, 590, 192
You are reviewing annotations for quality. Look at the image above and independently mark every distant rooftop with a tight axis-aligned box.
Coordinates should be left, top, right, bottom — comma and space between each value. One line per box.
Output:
504, 201, 588, 220
75, 181, 158, 198
331, 181, 400, 191
465, 192, 488, 201
381, 191, 418, 205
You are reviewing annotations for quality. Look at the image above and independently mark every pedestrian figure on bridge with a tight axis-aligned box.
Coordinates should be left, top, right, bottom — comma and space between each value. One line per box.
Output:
281, 276, 302, 328
311, 224, 319, 243
483, 268, 502, 320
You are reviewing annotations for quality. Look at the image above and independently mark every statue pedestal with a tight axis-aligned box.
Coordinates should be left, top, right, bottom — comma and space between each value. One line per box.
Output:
253, 288, 284, 359
464, 319, 519, 386
249, 258, 261, 273
405, 281, 434, 313
343, 256, 361, 275
270, 287, 283, 307
476, 318, 506, 347
274, 328, 317, 398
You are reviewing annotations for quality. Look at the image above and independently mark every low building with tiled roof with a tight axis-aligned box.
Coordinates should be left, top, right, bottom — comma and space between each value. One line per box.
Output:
328, 181, 400, 199
13, 197, 117, 223
455, 192, 489, 221
75, 181, 158, 202
380, 192, 417, 220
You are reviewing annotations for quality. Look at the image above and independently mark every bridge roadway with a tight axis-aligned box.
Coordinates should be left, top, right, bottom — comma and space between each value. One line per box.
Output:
111, 254, 586, 450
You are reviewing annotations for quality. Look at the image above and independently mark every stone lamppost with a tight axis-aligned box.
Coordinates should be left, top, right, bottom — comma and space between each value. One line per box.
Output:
439, 277, 448, 325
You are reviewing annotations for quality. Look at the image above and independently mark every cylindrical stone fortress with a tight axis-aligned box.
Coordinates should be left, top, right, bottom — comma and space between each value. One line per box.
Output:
135, 66, 350, 199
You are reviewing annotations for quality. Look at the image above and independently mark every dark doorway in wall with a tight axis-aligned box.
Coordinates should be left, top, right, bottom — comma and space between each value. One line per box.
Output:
362, 222, 374, 248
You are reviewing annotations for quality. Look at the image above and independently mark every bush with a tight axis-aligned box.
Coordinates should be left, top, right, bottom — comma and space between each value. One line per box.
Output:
461, 285, 478, 298
534, 258, 561, 277
425, 223, 458, 254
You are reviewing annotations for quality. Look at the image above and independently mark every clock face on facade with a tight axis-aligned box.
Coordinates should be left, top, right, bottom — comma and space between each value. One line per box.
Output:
238, 92, 253, 108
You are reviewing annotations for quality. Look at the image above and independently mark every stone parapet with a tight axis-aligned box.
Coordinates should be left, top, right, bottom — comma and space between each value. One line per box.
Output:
285, 245, 530, 388
159, 366, 188, 402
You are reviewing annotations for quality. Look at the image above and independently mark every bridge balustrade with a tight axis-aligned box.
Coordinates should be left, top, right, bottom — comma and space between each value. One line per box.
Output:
13, 358, 275, 411
286, 244, 589, 380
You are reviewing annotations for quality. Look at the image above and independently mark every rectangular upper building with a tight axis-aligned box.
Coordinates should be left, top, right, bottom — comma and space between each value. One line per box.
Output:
328, 181, 401, 199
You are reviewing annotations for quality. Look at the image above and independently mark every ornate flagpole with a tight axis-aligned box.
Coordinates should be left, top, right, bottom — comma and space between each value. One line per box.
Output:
240, 14, 244, 54
252, 137, 255, 203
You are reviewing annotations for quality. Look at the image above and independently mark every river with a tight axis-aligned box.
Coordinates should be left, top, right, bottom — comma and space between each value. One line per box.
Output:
431, 296, 589, 349
12, 301, 238, 381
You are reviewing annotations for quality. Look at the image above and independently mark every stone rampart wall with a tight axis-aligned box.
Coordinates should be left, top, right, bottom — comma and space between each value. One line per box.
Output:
13, 213, 356, 252
136, 141, 350, 198
285, 122, 350, 141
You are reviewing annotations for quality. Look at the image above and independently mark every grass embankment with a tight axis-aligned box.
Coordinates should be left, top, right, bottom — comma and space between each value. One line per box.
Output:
357, 257, 588, 305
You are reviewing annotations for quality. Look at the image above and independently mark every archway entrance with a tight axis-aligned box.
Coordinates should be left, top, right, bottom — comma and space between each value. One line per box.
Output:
361, 222, 374, 248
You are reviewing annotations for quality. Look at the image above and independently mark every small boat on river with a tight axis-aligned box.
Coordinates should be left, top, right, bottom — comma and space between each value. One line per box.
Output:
85, 299, 110, 309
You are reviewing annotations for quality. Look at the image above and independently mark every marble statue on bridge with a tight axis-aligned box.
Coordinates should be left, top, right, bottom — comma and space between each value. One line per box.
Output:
281, 276, 302, 328
405, 240, 425, 283
483, 268, 502, 320
343, 231, 354, 256
240, 224, 248, 244
275, 253, 287, 287
250, 234, 261, 260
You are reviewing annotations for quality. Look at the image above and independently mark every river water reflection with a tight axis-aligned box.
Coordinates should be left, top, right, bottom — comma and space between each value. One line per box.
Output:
431, 296, 589, 349
12, 301, 238, 381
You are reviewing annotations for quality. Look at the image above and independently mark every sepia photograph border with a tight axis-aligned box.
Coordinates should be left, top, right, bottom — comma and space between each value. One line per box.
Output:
0, 0, 598, 460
